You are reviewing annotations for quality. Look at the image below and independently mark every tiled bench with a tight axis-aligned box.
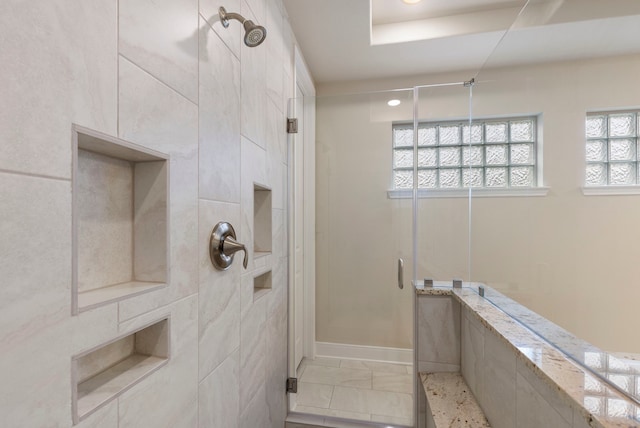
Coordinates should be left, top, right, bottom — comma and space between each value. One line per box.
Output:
420, 372, 490, 428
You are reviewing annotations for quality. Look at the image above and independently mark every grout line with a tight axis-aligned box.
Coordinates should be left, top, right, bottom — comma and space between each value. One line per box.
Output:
118, 53, 198, 107
0, 168, 71, 182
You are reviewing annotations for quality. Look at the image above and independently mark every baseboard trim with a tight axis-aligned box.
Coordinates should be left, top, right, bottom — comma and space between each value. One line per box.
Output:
315, 342, 413, 365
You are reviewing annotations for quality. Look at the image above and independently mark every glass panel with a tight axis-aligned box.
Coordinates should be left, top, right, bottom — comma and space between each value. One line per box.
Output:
609, 113, 636, 137
510, 120, 534, 142
439, 125, 461, 145
585, 163, 607, 186
609, 139, 635, 161
463, 124, 483, 144
609, 162, 636, 185
510, 166, 534, 187
439, 147, 461, 167
311, 89, 418, 426
462, 146, 483, 166
586, 115, 607, 138
486, 145, 508, 165
418, 148, 437, 167
393, 127, 413, 147
418, 126, 437, 146
393, 149, 413, 168
586, 140, 607, 162
510, 144, 534, 165
439, 168, 461, 188
418, 169, 437, 188
485, 167, 507, 187
463, 168, 483, 187
486, 122, 507, 142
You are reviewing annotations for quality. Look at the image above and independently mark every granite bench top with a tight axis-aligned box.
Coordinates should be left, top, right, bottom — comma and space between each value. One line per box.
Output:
420, 372, 491, 427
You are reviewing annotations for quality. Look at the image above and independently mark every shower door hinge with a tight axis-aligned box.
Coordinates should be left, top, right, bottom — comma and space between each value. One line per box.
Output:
286, 377, 298, 393
287, 118, 298, 134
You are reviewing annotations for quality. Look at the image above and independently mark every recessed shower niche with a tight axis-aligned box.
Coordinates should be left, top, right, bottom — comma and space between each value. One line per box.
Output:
71, 317, 170, 423
72, 125, 169, 314
253, 184, 272, 258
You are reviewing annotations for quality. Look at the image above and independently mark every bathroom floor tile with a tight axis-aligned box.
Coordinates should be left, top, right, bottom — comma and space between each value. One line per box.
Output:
299, 365, 372, 389
296, 382, 333, 408
330, 386, 412, 419
372, 372, 413, 394
294, 358, 414, 427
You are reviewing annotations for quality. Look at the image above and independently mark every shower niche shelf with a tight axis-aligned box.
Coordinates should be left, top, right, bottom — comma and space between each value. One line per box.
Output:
254, 184, 272, 259
71, 317, 170, 424
253, 269, 272, 301
72, 125, 169, 314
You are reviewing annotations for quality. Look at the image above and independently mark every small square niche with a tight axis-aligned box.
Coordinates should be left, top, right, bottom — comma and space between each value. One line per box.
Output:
254, 270, 272, 301
254, 184, 272, 258
72, 125, 169, 314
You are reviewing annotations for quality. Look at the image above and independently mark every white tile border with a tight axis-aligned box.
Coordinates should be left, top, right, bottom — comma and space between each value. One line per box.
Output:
388, 187, 549, 199
581, 185, 640, 196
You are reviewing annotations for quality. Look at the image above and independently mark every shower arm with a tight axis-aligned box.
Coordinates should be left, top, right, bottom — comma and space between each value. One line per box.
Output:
219, 7, 246, 28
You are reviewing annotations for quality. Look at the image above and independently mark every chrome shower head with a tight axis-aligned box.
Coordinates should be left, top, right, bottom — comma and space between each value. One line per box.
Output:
219, 6, 267, 47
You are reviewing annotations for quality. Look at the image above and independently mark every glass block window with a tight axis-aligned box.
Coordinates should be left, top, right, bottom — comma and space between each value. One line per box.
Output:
392, 117, 537, 189
586, 111, 640, 186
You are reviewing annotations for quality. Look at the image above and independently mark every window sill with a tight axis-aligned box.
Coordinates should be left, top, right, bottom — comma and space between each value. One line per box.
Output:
582, 185, 640, 196
387, 187, 549, 199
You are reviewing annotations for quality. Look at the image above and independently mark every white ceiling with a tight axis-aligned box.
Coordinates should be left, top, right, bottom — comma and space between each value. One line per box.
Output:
283, 0, 640, 84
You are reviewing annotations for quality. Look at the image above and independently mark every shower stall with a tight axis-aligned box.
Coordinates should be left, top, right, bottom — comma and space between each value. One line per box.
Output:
285, 1, 640, 426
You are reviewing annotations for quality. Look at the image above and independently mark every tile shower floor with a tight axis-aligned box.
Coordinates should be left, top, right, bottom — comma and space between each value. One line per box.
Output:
294, 357, 413, 427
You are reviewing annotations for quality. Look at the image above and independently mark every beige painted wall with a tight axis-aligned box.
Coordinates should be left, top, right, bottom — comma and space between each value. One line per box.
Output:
316, 54, 640, 353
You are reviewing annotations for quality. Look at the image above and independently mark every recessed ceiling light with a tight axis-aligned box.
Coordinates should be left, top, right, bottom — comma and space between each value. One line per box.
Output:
387, 99, 401, 107
402, 0, 422, 4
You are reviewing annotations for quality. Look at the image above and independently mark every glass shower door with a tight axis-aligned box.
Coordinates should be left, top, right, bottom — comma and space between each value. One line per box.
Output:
289, 88, 417, 427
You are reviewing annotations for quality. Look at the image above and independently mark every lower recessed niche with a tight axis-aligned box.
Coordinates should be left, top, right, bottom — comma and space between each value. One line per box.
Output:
72, 317, 170, 424
254, 184, 272, 259
72, 125, 169, 314
254, 270, 272, 301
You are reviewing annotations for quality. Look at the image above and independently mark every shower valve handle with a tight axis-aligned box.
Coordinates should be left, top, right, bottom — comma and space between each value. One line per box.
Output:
210, 222, 248, 270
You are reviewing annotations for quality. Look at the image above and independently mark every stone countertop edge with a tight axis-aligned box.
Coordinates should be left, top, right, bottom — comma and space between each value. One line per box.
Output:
420, 372, 491, 427
414, 284, 640, 428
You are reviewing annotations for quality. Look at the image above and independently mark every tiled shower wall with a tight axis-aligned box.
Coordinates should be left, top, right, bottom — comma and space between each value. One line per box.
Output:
0, 0, 296, 426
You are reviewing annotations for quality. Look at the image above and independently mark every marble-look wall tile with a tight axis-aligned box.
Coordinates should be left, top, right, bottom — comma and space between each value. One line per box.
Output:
461, 307, 484, 397
240, 136, 269, 270
198, 200, 241, 380
119, 0, 199, 103
240, 385, 269, 428
199, 349, 240, 427
516, 358, 574, 424
200, 0, 242, 59
572, 409, 593, 428
267, 100, 286, 210
481, 330, 517, 428
75, 399, 118, 428
417, 295, 461, 367
117, 56, 199, 320
76, 150, 133, 291
240, 296, 267, 409
133, 160, 168, 282
0, 173, 72, 427
0, 0, 117, 178
516, 372, 571, 428
265, 0, 285, 110
71, 304, 119, 355
118, 296, 199, 428
244, 0, 266, 25
265, 287, 288, 427
241, 1, 267, 147
199, 17, 242, 203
